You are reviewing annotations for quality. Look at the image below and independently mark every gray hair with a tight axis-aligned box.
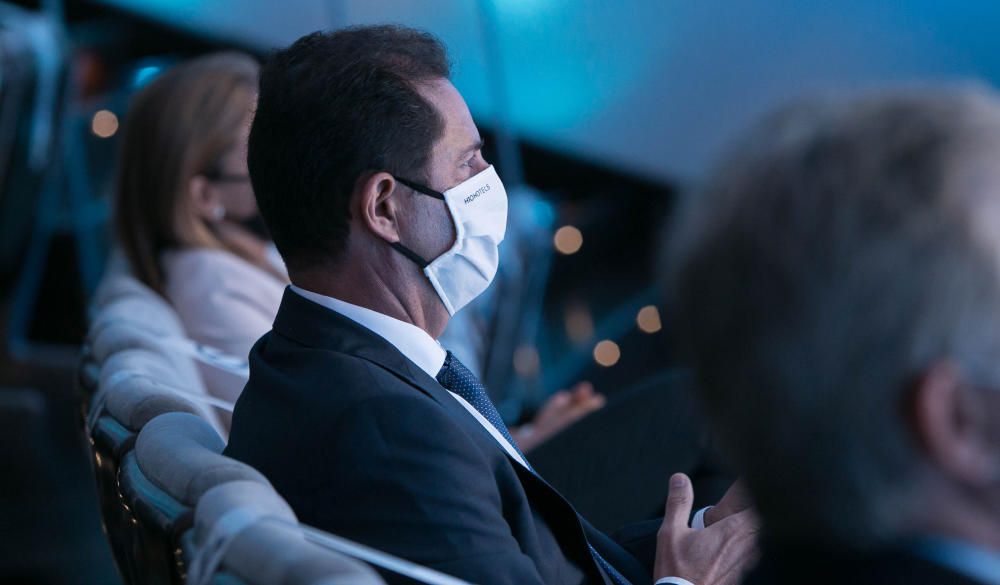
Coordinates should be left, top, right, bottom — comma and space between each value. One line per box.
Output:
666, 85, 1000, 550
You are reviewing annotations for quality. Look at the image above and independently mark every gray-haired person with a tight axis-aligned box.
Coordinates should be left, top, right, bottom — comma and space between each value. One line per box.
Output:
668, 86, 1000, 585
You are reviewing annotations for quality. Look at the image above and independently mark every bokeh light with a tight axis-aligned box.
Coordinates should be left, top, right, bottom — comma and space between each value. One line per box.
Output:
554, 225, 583, 255
593, 340, 621, 367
637, 305, 662, 334
513, 345, 541, 378
91, 110, 119, 138
564, 302, 594, 344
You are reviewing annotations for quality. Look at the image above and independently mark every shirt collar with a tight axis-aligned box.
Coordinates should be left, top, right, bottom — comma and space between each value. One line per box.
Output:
289, 285, 446, 379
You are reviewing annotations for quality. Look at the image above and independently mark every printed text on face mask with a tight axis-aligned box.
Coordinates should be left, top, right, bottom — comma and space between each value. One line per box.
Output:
464, 184, 491, 205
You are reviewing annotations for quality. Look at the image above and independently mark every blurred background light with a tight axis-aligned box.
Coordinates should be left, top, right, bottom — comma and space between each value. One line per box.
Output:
564, 302, 594, 344
553, 225, 583, 255
131, 65, 163, 89
636, 305, 662, 334
593, 340, 620, 367
90, 110, 118, 138
513, 345, 541, 378
90, 0, 1000, 183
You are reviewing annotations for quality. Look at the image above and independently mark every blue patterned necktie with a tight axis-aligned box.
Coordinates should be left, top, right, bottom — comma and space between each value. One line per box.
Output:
435, 351, 631, 585
436, 350, 529, 463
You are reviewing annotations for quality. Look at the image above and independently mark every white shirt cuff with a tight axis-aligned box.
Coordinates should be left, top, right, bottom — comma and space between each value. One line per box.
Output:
691, 506, 712, 531
656, 578, 695, 585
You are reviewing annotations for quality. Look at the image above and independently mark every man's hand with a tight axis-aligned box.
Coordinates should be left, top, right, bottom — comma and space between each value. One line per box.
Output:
704, 480, 753, 527
655, 473, 759, 585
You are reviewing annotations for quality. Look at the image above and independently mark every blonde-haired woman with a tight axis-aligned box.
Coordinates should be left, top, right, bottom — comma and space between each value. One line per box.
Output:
114, 52, 287, 408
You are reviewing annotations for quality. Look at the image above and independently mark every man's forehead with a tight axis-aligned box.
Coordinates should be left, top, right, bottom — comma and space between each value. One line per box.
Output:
417, 79, 479, 151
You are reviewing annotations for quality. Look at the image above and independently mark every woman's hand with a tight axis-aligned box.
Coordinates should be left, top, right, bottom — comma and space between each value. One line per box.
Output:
512, 382, 606, 452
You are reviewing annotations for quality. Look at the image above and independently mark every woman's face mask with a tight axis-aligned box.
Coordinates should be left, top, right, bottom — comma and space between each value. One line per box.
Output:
390, 165, 508, 315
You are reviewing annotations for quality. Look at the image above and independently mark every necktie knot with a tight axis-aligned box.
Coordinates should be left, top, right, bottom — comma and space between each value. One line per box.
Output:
436, 351, 525, 460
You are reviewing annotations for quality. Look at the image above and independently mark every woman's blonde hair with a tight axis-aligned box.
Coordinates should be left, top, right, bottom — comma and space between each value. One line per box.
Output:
114, 52, 259, 296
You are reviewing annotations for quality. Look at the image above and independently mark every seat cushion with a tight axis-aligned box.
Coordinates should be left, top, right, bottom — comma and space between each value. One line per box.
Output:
98, 347, 203, 395
135, 413, 268, 506
192, 481, 382, 585
92, 349, 222, 432
233, 523, 382, 585
90, 292, 187, 339
90, 321, 188, 363
103, 375, 204, 431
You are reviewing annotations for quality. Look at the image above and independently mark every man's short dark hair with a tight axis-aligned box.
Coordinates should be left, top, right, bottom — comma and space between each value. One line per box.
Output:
248, 25, 451, 271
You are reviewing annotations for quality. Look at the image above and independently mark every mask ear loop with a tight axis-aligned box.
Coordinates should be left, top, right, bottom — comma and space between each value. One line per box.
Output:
388, 176, 445, 268
390, 242, 431, 269
394, 176, 446, 200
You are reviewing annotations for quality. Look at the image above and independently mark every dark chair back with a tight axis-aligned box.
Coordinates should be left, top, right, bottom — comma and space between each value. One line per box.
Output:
87, 377, 204, 584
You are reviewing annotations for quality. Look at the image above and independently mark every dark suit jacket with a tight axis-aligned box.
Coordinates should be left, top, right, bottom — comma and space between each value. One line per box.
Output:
225, 289, 649, 585
744, 546, 990, 585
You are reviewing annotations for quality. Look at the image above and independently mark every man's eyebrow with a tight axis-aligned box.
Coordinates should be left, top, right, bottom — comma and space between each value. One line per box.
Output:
457, 138, 486, 160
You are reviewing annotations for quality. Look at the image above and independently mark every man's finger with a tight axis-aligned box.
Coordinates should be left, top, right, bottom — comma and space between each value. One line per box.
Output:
663, 473, 694, 529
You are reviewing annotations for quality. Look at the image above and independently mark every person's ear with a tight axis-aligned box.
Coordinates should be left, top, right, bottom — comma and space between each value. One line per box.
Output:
357, 171, 402, 243
189, 175, 223, 221
909, 361, 1000, 487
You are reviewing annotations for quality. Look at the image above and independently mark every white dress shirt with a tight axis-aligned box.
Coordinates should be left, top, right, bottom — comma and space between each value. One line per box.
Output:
290, 285, 697, 585
290, 285, 528, 469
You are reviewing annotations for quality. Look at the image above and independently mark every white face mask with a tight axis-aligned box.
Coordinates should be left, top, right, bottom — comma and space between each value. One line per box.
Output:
391, 165, 508, 315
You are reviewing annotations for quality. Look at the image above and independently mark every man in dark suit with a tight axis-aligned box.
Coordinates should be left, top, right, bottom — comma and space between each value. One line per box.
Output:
225, 25, 757, 585
668, 88, 1000, 584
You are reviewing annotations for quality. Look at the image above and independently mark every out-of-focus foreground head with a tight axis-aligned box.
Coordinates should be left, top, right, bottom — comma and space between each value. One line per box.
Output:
247, 25, 451, 274
667, 86, 1000, 552
115, 52, 259, 296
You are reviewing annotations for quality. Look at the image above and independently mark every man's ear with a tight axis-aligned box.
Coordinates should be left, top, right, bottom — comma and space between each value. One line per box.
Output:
909, 361, 999, 487
357, 171, 402, 243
